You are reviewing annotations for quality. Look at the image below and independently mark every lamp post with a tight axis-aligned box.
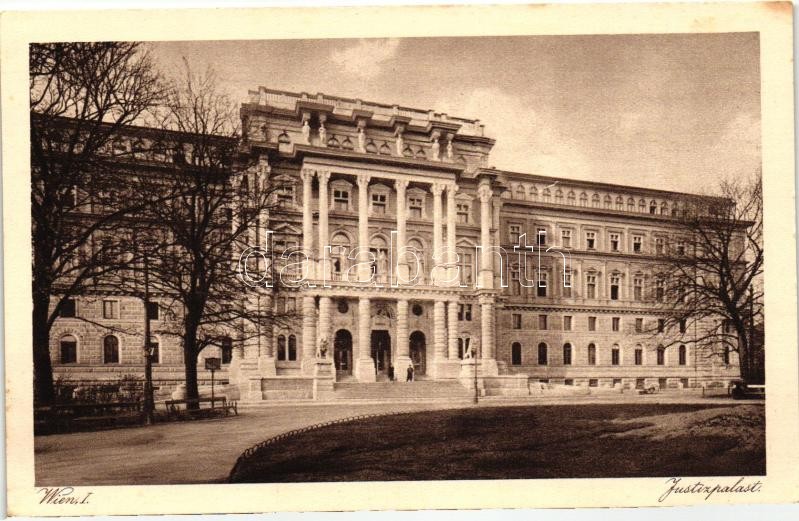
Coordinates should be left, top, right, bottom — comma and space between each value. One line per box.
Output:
142, 249, 155, 425
472, 346, 479, 404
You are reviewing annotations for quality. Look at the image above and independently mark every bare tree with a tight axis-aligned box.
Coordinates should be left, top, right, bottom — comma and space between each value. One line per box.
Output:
652, 174, 763, 382
131, 63, 294, 406
30, 42, 165, 404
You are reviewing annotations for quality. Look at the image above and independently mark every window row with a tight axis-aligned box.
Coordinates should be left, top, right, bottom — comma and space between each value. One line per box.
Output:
509, 314, 686, 334
58, 298, 161, 320
510, 342, 691, 366
507, 226, 684, 256
57, 335, 232, 365
507, 184, 677, 216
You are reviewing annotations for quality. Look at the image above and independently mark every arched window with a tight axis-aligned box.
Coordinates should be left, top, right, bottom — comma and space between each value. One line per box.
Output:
407, 238, 426, 284
591, 193, 600, 208
678, 344, 687, 365
567, 191, 576, 205
542, 188, 551, 202
103, 335, 119, 364
639, 198, 646, 212
528, 186, 538, 201
627, 197, 635, 211
587, 343, 596, 365
370, 235, 389, 282
616, 196, 624, 210
657, 345, 666, 365
604, 195, 612, 209
650, 200, 658, 214
60, 335, 78, 364
554, 189, 563, 203
723, 345, 730, 365
288, 334, 297, 361
277, 334, 287, 360
563, 343, 572, 365
661, 201, 669, 215
515, 184, 525, 200
634, 345, 643, 365
511, 342, 522, 365
580, 192, 588, 206
538, 343, 548, 365
611, 344, 620, 366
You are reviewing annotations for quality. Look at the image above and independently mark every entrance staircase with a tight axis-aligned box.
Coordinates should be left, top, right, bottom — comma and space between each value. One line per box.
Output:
332, 380, 473, 401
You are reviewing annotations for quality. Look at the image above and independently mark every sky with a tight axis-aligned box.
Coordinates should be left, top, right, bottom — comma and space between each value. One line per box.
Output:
149, 33, 760, 193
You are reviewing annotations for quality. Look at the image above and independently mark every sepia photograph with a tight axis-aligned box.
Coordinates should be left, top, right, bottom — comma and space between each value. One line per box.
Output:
2, 2, 796, 516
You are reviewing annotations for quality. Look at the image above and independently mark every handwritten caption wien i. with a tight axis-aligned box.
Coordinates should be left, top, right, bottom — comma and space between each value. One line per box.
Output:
38, 487, 93, 505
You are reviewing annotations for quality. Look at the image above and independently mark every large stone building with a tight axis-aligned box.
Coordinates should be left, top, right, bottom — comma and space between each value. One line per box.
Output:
48, 87, 740, 400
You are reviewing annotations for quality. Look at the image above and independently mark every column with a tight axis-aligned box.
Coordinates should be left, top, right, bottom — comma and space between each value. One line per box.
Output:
357, 174, 371, 283
317, 170, 330, 281
301, 168, 315, 281
395, 299, 411, 375
433, 300, 446, 361
317, 296, 331, 353
446, 184, 458, 285
301, 295, 317, 374
395, 179, 409, 282
354, 297, 376, 382
479, 294, 499, 375
447, 300, 459, 359
257, 293, 276, 377
431, 183, 444, 285
478, 181, 493, 289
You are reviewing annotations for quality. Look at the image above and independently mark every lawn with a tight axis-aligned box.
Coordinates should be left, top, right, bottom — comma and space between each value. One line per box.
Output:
229, 403, 765, 482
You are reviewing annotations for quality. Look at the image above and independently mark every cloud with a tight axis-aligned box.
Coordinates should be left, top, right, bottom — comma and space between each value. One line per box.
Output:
329, 39, 400, 79
440, 88, 593, 178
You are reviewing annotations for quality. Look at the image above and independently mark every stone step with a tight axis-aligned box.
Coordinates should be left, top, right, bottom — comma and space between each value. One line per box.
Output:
333, 380, 472, 400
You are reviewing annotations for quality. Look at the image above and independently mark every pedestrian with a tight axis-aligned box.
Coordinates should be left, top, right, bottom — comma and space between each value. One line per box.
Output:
388, 365, 394, 382
406, 363, 414, 382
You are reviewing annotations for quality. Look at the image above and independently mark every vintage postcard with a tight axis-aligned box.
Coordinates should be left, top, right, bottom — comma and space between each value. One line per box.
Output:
2, 2, 797, 516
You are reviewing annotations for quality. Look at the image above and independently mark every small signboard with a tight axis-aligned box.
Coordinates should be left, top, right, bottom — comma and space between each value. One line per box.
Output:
205, 357, 221, 371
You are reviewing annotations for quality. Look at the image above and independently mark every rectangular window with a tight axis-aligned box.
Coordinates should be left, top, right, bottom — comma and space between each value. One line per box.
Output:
588, 345, 597, 365
537, 272, 547, 297
588, 316, 597, 331
586, 274, 596, 299
609, 233, 620, 252
60, 339, 77, 364
221, 338, 233, 364
512, 313, 522, 329
371, 193, 387, 215
563, 344, 572, 365
564, 379, 574, 386
657, 348, 665, 366
561, 229, 572, 248
538, 315, 548, 330
536, 227, 547, 246
656, 280, 665, 302
634, 349, 643, 365
585, 231, 596, 249
633, 277, 643, 301
103, 300, 119, 319
146, 301, 159, 321
610, 275, 620, 300
679, 345, 687, 365
636, 378, 645, 389
656, 237, 665, 255
286, 297, 296, 313
563, 315, 572, 331
589, 378, 598, 388
408, 197, 423, 219
458, 304, 473, 321
611, 348, 620, 366
456, 203, 470, 224
150, 341, 160, 364
659, 378, 668, 390
333, 189, 350, 211
676, 241, 686, 256
563, 272, 572, 297
612, 317, 620, 332
509, 224, 522, 245
633, 235, 643, 253
658, 319, 665, 333
635, 318, 643, 333
613, 378, 622, 387
679, 319, 687, 333
59, 299, 76, 318
538, 344, 548, 365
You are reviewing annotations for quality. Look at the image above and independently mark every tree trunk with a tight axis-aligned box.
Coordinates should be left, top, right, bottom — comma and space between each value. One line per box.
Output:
183, 318, 200, 409
32, 291, 55, 405
735, 321, 751, 382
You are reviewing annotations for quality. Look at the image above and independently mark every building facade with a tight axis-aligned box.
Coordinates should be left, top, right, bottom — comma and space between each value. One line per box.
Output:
48, 87, 740, 399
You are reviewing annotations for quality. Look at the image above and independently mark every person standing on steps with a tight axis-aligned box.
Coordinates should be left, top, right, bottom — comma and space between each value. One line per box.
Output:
388, 365, 394, 382
406, 363, 414, 382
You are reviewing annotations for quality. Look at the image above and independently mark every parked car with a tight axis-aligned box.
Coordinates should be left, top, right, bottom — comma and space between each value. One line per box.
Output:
730, 380, 766, 400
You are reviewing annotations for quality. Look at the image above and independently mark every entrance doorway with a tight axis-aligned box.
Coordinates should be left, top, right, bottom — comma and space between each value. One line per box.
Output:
371, 330, 391, 375
334, 329, 353, 375
410, 331, 426, 376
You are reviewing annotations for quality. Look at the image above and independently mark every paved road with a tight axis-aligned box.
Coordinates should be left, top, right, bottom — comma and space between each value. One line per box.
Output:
34, 393, 740, 486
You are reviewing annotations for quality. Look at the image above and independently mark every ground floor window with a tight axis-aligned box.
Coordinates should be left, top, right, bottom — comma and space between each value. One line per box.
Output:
562, 343, 572, 365
680, 378, 689, 388
511, 342, 522, 365
636, 378, 645, 389
588, 378, 598, 387
658, 378, 668, 389
103, 335, 119, 364
564, 379, 573, 386
612, 378, 622, 387
587, 343, 596, 365
60, 335, 77, 364
537, 343, 548, 365
221, 337, 233, 364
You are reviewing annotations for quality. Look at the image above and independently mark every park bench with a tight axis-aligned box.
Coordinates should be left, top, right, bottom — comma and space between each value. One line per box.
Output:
35, 402, 142, 433
163, 397, 238, 419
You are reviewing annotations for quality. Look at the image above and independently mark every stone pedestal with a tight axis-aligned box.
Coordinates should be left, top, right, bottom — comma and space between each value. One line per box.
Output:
354, 357, 377, 382
258, 355, 277, 377
313, 359, 335, 400
458, 359, 485, 395
244, 377, 264, 401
